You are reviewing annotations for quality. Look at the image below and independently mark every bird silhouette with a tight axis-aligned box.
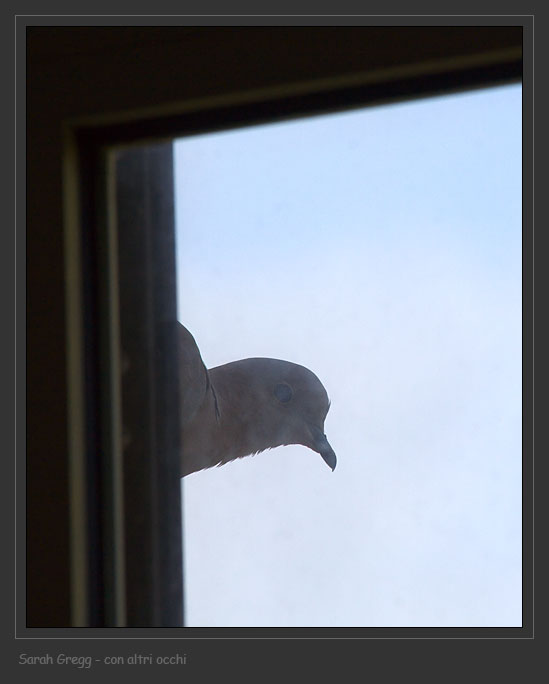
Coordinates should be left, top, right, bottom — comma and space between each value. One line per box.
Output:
179, 323, 336, 477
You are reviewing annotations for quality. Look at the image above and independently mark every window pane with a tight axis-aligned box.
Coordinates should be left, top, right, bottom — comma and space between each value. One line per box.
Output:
176, 84, 522, 627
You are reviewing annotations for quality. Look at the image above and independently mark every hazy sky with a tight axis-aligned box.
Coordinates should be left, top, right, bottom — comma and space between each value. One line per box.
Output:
174, 83, 522, 627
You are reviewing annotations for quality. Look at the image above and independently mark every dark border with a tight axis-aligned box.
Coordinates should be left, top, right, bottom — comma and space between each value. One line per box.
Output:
14, 12, 536, 676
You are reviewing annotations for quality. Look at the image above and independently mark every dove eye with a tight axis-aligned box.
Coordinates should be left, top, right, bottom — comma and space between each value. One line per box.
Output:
274, 383, 293, 403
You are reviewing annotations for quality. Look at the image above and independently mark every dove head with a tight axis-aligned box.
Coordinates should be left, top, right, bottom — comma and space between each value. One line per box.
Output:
209, 357, 336, 471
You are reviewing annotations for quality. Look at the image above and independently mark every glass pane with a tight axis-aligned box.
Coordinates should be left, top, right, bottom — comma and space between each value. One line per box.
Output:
175, 83, 522, 627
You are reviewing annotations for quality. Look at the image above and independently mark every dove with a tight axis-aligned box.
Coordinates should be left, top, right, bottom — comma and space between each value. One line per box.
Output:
178, 323, 336, 477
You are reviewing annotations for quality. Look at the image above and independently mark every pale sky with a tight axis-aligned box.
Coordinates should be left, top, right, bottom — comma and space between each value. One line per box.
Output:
174, 83, 522, 627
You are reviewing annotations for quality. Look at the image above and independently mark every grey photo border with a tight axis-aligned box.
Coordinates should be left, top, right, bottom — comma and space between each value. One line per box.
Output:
9, 3, 535, 674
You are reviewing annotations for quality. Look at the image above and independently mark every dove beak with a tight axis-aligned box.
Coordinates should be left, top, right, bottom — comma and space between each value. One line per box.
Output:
319, 442, 337, 471
310, 425, 337, 471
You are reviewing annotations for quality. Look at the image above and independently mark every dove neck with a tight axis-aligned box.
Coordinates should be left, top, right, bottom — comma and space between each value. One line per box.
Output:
210, 371, 280, 463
